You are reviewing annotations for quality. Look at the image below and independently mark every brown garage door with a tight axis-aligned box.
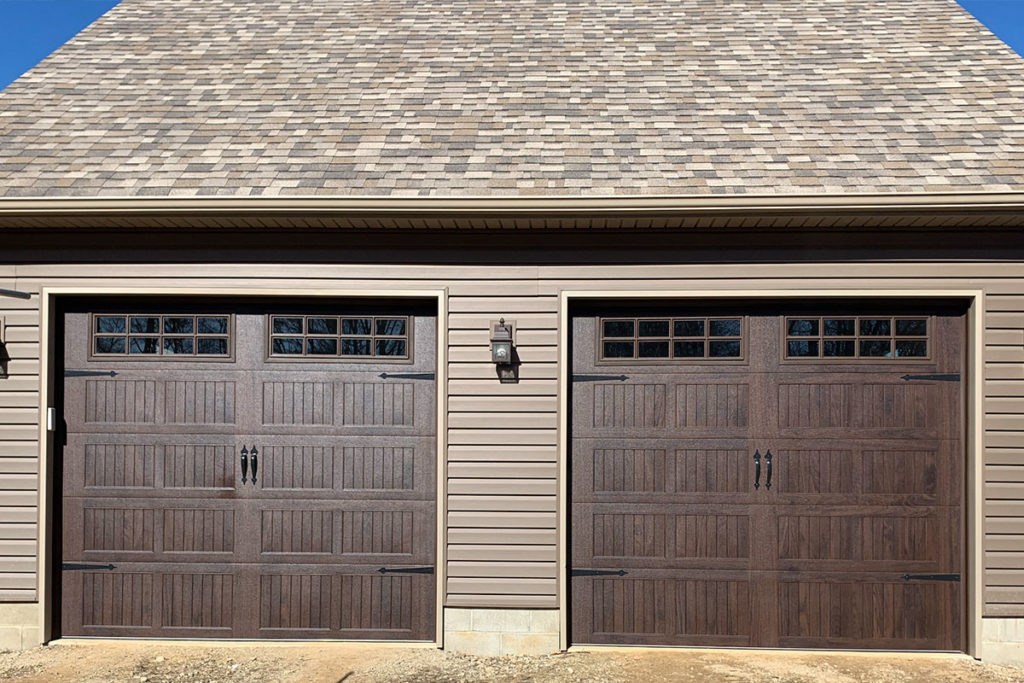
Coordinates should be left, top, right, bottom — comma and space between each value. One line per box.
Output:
571, 302, 964, 650
59, 300, 436, 640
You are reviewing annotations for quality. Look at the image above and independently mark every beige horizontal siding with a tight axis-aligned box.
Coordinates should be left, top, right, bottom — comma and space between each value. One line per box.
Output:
0, 261, 1021, 616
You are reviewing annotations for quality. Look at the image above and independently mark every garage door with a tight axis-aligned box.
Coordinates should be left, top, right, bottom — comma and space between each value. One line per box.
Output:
571, 303, 964, 650
59, 300, 436, 640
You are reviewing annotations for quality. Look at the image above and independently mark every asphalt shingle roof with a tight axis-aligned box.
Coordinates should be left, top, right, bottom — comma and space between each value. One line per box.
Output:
1, 0, 1023, 197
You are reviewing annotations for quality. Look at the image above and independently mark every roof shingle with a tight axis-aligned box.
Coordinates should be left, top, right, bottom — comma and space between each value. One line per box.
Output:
1, 0, 1023, 197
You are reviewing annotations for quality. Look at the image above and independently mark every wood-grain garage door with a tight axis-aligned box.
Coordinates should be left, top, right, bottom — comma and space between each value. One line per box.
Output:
571, 303, 965, 650
59, 300, 436, 640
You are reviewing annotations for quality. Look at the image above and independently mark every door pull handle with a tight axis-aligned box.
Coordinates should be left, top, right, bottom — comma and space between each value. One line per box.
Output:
753, 450, 761, 490
240, 445, 249, 484
765, 449, 773, 490
250, 445, 259, 486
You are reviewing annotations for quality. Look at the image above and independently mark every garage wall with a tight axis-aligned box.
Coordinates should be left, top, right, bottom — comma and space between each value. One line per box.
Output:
0, 260, 1021, 615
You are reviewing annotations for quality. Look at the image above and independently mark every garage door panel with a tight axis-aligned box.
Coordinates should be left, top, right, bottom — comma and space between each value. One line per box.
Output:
255, 566, 433, 640
572, 438, 754, 500
249, 435, 434, 500
775, 577, 960, 650
60, 303, 437, 641
67, 497, 248, 564
571, 306, 964, 651
766, 438, 957, 506
253, 500, 434, 564
66, 435, 243, 498
572, 572, 754, 646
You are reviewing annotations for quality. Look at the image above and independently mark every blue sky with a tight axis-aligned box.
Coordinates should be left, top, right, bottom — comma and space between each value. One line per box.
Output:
0, 0, 1022, 91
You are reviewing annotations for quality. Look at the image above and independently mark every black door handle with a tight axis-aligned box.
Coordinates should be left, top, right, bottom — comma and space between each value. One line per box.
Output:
240, 445, 249, 484
250, 445, 259, 486
765, 449, 773, 490
753, 450, 761, 490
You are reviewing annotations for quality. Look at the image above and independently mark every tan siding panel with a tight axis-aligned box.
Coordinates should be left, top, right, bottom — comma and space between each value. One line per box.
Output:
448, 512, 556, 529
447, 577, 556, 595
448, 561, 556, 578
448, 529, 554, 545
446, 594, 556, 608
448, 428, 556, 446
0, 574, 35, 590
449, 363, 557, 380
449, 346, 558, 363
448, 462, 558, 479
449, 329, 557, 346
447, 545, 556, 562
448, 479, 557, 496
448, 379, 557, 396
448, 395, 559, 413
448, 296, 558, 313
0, 524, 36, 540
447, 495, 556, 512
448, 412, 557, 430
0, 393, 40, 409
448, 445, 556, 462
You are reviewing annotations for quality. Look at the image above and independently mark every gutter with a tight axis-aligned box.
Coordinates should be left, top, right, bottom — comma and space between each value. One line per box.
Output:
0, 191, 1023, 216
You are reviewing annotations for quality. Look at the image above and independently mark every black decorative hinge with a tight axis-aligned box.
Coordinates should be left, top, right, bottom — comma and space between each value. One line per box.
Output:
64, 370, 118, 378
900, 373, 960, 382
570, 569, 628, 577
378, 372, 435, 380
62, 563, 116, 571
903, 573, 960, 582
377, 566, 434, 574
572, 374, 629, 383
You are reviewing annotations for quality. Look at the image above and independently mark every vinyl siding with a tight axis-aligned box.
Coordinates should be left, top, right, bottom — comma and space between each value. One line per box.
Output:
0, 260, 1021, 615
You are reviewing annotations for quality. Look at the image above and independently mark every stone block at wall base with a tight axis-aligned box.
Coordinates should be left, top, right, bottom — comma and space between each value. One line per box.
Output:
983, 617, 1024, 667
0, 604, 40, 651
444, 608, 559, 655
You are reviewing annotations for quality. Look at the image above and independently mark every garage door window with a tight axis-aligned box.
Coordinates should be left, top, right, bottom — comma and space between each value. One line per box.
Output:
785, 316, 928, 359
600, 317, 743, 360
92, 314, 232, 358
269, 315, 410, 359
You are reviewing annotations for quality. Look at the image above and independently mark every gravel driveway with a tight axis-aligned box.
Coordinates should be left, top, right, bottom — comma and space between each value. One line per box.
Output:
0, 641, 1021, 682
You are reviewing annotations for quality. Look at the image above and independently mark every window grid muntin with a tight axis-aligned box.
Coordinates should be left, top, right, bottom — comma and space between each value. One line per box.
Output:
269, 315, 410, 359
784, 315, 929, 360
92, 314, 231, 358
600, 316, 743, 361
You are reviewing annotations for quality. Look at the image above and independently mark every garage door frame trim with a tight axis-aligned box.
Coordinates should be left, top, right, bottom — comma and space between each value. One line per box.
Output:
557, 288, 983, 657
36, 286, 449, 647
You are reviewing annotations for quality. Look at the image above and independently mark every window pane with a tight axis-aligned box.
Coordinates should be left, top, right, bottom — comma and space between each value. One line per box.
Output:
376, 318, 407, 336
342, 318, 372, 335
674, 320, 704, 337
163, 317, 194, 334
306, 338, 338, 355
603, 320, 634, 338
895, 340, 928, 357
788, 340, 819, 357
896, 319, 927, 336
674, 341, 705, 357
341, 339, 372, 356
130, 316, 160, 333
787, 319, 818, 336
860, 339, 892, 357
95, 336, 125, 354
272, 338, 303, 355
603, 341, 634, 358
823, 340, 856, 356
709, 340, 742, 357
96, 316, 126, 333
273, 317, 303, 334
823, 319, 855, 336
163, 338, 194, 355
638, 320, 669, 337
306, 318, 338, 335
638, 341, 669, 357
860, 319, 891, 336
376, 339, 408, 357
710, 319, 741, 337
197, 338, 228, 355
129, 337, 159, 354
198, 317, 229, 334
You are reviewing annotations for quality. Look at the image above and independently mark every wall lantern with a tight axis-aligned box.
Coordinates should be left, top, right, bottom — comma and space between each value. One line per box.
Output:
490, 317, 518, 383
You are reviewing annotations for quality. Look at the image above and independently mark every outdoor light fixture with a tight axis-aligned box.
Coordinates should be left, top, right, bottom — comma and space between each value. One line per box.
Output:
490, 317, 517, 383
